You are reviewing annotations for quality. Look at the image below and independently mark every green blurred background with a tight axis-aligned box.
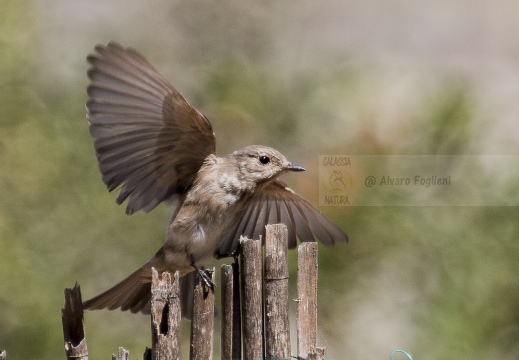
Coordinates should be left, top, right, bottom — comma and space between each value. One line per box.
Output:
1, 0, 519, 359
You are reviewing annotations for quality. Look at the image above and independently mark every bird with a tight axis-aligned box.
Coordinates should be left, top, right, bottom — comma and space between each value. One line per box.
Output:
82, 42, 348, 316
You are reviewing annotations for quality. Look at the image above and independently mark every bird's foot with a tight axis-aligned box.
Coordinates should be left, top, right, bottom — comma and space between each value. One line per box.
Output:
192, 264, 215, 291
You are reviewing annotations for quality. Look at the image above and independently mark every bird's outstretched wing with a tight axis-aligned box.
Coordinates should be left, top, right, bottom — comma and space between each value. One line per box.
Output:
218, 179, 348, 256
87, 42, 216, 214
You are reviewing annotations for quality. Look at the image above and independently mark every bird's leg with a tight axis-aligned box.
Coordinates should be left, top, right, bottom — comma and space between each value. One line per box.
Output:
191, 263, 215, 291
215, 243, 242, 261
232, 246, 241, 267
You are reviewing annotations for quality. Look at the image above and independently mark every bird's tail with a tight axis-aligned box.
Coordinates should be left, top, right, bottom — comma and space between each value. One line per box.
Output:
83, 265, 197, 318
83, 266, 153, 314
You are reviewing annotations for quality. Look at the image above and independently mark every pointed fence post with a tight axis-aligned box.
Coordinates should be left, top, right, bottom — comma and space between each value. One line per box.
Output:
190, 269, 215, 360
240, 237, 263, 360
221, 262, 241, 360
59, 224, 330, 360
264, 224, 291, 359
111, 347, 129, 360
150, 269, 181, 360
62, 283, 88, 360
221, 264, 233, 360
297, 242, 321, 359
142, 348, 152, 360
308, 347, 326, 360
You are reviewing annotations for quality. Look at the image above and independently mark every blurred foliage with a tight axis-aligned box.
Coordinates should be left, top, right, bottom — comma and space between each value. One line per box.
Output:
1, 1, 519, 360
410, 80, 478, 155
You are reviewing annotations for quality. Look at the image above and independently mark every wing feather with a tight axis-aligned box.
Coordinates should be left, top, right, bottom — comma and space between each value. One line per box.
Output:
86, 42, 216, 214
219, 180, 348, 256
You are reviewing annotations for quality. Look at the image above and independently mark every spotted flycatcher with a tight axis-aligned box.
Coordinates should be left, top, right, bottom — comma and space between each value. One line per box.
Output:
82, 42, 348, 316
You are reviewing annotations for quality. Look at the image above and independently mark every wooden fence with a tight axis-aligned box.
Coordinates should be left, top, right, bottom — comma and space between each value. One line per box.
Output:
5, 224, 327, 360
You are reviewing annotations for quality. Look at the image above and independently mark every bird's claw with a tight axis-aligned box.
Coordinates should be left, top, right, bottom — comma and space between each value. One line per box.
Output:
193, 265, 216, 291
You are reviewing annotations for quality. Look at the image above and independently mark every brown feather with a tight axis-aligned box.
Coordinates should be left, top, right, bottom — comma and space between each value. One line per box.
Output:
218, 179, 348, 256
86, 42, 216, 214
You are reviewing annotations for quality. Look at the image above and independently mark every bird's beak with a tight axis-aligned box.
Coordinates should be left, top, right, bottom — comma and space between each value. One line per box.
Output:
284, 163, 306, 172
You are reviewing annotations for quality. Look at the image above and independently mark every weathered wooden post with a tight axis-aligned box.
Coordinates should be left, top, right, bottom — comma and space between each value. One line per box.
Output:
221, 262, 241, 360
60, 223, 330, 360
264, 224, 291, 359
111, 347, 129, 360
150, 268, 181, 360
62, 283, 89, 360
221, 264, 234, 360
297, 242, 326, 359
240, 237, 263, 360
190, 269, 215, 360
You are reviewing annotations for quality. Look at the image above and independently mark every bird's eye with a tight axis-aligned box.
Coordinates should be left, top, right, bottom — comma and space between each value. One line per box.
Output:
259, 155, 270, 165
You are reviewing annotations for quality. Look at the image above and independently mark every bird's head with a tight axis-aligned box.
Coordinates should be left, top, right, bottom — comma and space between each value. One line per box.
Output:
229, 145, 305, 185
